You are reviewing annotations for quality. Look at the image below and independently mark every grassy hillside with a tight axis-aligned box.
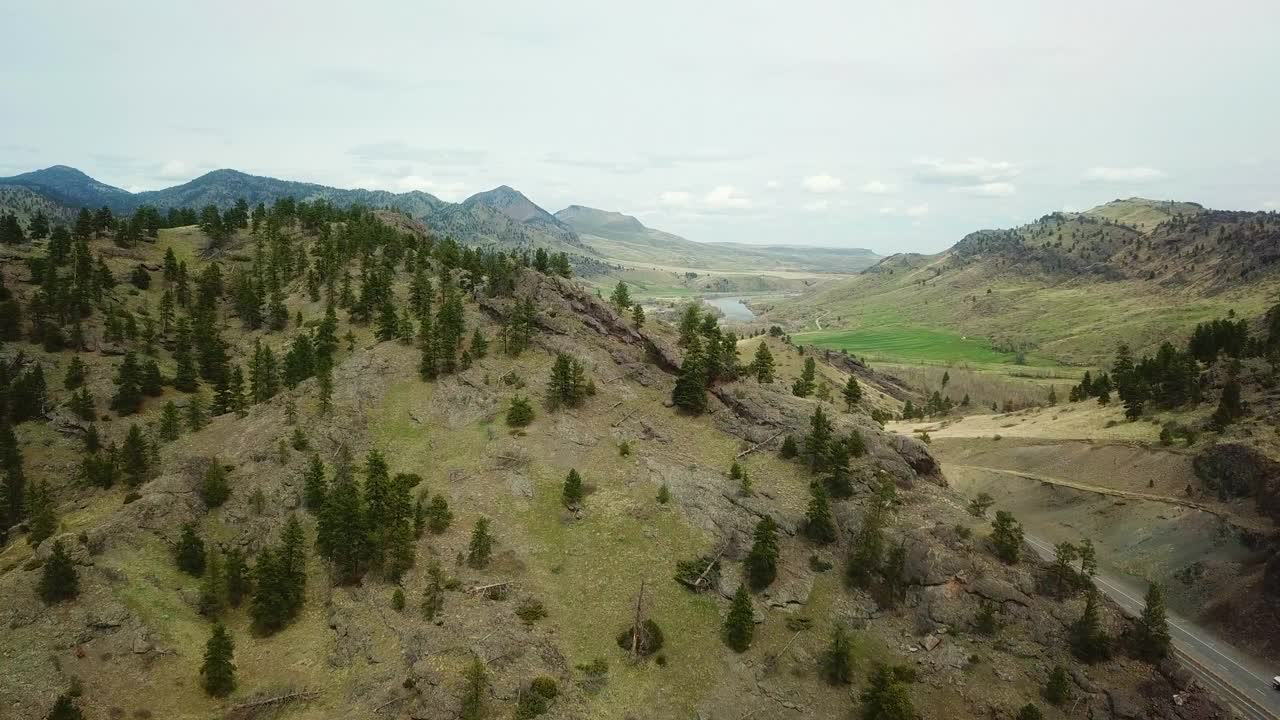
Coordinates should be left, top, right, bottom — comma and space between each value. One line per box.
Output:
770, 199, 1280, 366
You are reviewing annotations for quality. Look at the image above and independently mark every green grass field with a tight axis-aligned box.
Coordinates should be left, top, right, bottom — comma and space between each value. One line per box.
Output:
794, 326, 1055, 367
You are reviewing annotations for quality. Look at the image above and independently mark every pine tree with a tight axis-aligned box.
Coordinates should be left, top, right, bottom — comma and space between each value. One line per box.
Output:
122, 424, 149, 486
1045, 666, 1070, 706
547, 353, 587, 409
860, 666, 915, 720
562, 469, 584, 508
317, 463, 367, 584
141, 358, 164, 396
804, 483, 837, 543
842, 376, 862, 412
631, 303, 645, 328
990, 510, 1024, 564
752, 341, 775, 383
199, 545, 227, 615
723, 584, 755, 652
201, 461, 231, 508
110, 352, 144, 415
791, 357, 816, 397
672, 334, 708, 414
506, 395, 535, 427
1070, 587, 1111, 662
44, 693, 85, 720
303, 454, 327, 511
467, 517, 493, 568
159, 401, 183, 441
745, 516, 780, 589
846, 506, 885, 589
225, 548, 250, 608
200, 621, 236, 697
427, 493, 453, 534
609, 281, 632, 312
27, 480, 58, 546
780, 434, 798, 459
176, 523, 206, 576
38, 540, 79, 604
460, 655, 489, 720
63, 356, 87, 389
821, 624, 854, 684
421, 559, 445, 621
1133, 582, 1171, 662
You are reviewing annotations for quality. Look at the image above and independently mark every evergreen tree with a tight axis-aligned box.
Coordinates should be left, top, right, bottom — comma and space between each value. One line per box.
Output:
780, 434, 798, 459
44, 693, 85, 720
186, 392, 207, 432
38, 540, 79, 604
421, 559, 445, 621
547, 353, 588, 409
317, 460, 368, 584
63, 356, 87, 389
846, 506, 885, 589
460, 655, 489, 720
745, 516, 780, 589
506, 395, 535, 427
631, 303, 645, 328
990, 510, 1024, 564
225, 548, 250, 608
1045, 666, 1070, 706
860, 666, 915, 720
1210, 377, 1245, 430
1048, 542, 1079, 598
200, 621, 236, 697
723, 584, 755, 652
201, 461, 231, 508
121, 423, 149, 486
752, 341, 775, 383
110, 352, 144, 415
176, 523, 206, 576
159, 401, 183, 441
199, 545, 227, 616
821, 624, 854, 684
467, 516, 493, 568
804, 483, 837, 543
671, 335, 708, 414
791, 357, 816, 397
609, 281, 632, 312
842, 376, 862, 412
68, 387, 95, 421
27, 480, 58, 546
562, 469, 584, 508
303, 454, 327, 511
0, 422, 26, 534
1070, 587, 1111, 662
1133, 582, 1171, 662
426, 494, 453, 534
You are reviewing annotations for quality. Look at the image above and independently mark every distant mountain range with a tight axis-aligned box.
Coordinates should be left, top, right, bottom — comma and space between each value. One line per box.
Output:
0, 165, 880, 274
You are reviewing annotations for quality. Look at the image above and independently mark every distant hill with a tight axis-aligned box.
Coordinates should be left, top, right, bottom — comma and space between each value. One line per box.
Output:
771, 198, 1280, 364
555, 204, 880, 274
0, 165, 586, 256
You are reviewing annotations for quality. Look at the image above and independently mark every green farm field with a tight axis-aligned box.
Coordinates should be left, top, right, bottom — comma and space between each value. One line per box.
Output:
793, 325, 1058, 369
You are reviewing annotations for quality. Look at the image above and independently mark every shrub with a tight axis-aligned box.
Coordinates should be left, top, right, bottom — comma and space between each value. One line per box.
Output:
616, 619, 665, 657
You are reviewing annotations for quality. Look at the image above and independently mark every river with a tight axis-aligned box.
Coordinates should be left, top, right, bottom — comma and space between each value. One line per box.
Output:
703, 296, 757, 322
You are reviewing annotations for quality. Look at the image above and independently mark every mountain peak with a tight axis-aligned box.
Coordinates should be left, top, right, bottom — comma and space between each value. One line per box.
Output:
555, 205, 646, 235
462, 185, 558, 225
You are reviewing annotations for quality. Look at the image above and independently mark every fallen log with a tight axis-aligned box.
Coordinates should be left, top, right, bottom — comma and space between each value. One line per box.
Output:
735, 430, 786, 459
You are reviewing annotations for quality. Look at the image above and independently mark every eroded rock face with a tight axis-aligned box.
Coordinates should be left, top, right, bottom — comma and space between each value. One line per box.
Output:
1193, 443, 1280, 523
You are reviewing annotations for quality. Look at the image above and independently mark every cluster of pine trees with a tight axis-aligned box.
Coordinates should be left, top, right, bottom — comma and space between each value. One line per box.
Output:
670, 304, 743, 414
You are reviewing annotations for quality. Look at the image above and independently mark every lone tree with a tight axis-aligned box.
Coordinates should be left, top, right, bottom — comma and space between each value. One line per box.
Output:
547, 352, 588, 409
821, 624, 855, 684
201, 461, 230, 508
506, 395, 535, 428
609, 281, 632, 313
860, 665, 915, 720
752, 341, 775, 383
1044, 665, 1070, 706
723, 584, 755, 652
745, 515, 780, 589
467, 517, 494, 568
842, 376, 862, 412
1132, 582, 1171, 662
990, 510, 1023, 564
803, 484, 837, 544
38, 540, 79, 604
176, 523, 207, 576
631, 303, 646, 328
460, 655, 488, 720
200, 621, 236, 697
562, 469, 584, 508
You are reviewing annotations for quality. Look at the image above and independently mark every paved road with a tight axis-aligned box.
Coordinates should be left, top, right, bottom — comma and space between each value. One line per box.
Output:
1023, 535, 1280, 720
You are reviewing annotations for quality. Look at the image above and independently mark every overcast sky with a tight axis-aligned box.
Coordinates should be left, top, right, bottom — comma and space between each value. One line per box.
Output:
3, 1, 1277, 254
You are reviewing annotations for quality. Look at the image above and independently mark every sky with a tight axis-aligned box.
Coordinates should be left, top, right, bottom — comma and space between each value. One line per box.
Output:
2, 0, 1278, 254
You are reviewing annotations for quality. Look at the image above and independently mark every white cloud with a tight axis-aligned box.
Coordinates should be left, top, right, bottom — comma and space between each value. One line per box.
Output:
1084, 166, 1167, 183
880, 203, 929, 217
859, 180, 898, 195
659, 190, 693, 207
914, 157, 1020, 185
380, 174, 468, 201
156, 160, 196, 180
765, 179, 781, 189
802, 199, 830, 212
802, 174, 844, 194
704, 185, 752, 209
953, 181, 1017, 197
1264, 200, 1279, 210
